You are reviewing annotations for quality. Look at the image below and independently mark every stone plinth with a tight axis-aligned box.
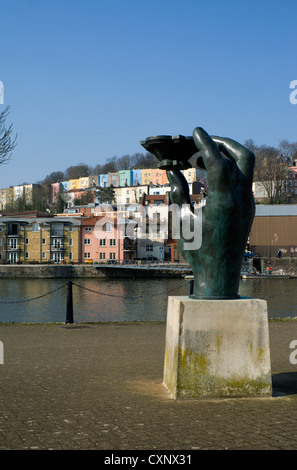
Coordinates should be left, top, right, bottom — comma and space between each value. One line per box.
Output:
163, 296, 272, 398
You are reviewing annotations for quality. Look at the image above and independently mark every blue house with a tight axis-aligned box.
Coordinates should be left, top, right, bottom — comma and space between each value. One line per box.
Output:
61, 180, 70, 191
99, 174, 108, 187
132, 169, 142, 186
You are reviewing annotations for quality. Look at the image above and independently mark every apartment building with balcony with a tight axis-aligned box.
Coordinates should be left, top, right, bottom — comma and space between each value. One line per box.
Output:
0, 215, 81, 264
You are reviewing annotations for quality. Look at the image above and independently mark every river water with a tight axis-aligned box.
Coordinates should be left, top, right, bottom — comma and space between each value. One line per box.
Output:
0, 277, 296, 323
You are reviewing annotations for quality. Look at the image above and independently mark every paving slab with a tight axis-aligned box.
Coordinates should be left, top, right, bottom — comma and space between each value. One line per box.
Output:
0, 320, 297, 450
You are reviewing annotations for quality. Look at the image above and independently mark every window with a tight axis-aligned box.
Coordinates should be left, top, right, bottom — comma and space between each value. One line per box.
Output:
42, 252, 46, 259
69, 252, 72, 261
85, 227, 92, 232
84, 239, 91, 245
25, 252, 29, 259
52, 238, 63, 249
100, 239, 106, 246
84, 253, 91, 259
25, 239, 29, 245
8, 238, 19, 249
146, 244, 153, 252
42, 238, 46, 245
69, 238, 73, 246
109, 252, 116, 260
104, 223, 111, 232
8, 224, 19, 236
32, 223, 39, 232
51, 223, 63, 236
99, 253, 106, 260
110, 239, 116, 246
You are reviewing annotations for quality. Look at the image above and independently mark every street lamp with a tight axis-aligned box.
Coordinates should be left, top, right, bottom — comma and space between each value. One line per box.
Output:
134, 224, 138, 262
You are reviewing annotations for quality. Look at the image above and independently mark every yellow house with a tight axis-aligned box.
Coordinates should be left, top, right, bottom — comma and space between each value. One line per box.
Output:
78, 177, 89, 189
78, 175, 99, 189
141, 169, 152, 185
183, 168, 197, 183
5, 187, 14, 209
0, 216, 82, 264
0, 188, 7, 210
23, 184, 42, 205
69, 179, 79, 190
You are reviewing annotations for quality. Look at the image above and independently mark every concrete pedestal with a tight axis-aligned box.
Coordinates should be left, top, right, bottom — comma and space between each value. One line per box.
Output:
163, 296, 272, 398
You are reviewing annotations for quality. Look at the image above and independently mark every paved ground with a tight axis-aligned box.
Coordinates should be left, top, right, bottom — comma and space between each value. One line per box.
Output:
0, 320, 297, 451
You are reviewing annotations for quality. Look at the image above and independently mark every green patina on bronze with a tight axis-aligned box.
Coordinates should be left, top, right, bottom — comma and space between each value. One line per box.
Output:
141, 127, 255, 299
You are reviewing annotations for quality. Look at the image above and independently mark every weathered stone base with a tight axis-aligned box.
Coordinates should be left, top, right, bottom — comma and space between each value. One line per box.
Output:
163, 296, 272, 399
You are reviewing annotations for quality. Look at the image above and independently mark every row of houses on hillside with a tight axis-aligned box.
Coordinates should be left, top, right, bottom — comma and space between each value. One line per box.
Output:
0, 168, 202, 211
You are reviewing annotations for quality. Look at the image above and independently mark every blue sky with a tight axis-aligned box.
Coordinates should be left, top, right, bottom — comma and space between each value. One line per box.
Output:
1, 0, 297, 187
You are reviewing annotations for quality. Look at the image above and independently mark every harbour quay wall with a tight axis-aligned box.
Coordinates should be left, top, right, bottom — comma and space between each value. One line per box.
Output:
0, 264, 192, 279
0, 264, 105, 279
0, 258, 294, 279
261, 257, 297, 277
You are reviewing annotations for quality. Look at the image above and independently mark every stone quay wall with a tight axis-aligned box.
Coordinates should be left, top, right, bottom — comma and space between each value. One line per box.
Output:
0, 264, 191, 279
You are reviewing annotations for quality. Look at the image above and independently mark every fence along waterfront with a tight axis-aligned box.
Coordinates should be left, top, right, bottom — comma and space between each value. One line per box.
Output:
0, 278, 297, 323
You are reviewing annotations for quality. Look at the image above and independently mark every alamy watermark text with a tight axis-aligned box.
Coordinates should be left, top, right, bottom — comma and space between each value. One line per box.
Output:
0, 81, 3, 104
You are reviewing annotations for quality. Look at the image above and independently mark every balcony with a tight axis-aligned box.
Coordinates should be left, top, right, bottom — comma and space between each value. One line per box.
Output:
50, 239, 64, 251
51, 230, 64, 237
123, 238, 136, 252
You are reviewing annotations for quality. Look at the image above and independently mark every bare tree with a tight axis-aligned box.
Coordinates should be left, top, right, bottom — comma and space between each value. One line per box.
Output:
101, 156, 118, 173
95, 187, 115, 204
0, 106, 17, 164
116, 154, 132, 170
65, 163, 91, 179
130, 152, 158, 169
42, 171, 65, 184
253, 144, 288, 203
278, 139, 297, 164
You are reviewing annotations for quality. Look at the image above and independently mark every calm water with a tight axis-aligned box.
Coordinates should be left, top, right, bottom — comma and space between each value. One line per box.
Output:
0, 277, 296, 323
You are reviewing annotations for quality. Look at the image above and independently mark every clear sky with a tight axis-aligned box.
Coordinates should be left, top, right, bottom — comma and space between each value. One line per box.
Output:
1, 0, 297, 187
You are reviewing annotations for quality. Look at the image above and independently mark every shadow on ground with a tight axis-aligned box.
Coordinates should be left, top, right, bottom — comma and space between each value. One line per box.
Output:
272, 372, 297, 397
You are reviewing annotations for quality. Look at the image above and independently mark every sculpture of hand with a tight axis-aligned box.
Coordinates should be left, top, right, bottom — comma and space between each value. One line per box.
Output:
167, 127, 255, 299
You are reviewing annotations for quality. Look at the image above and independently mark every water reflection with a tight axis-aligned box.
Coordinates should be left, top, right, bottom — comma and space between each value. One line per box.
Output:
239, 278, 297, 319
0, 277, 296, 323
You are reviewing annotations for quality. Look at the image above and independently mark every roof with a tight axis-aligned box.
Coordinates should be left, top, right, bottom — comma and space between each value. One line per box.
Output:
0, 216, 82, 225
66, 188, 89, 193
0, 210, 54, 218
255, 205, 297, 216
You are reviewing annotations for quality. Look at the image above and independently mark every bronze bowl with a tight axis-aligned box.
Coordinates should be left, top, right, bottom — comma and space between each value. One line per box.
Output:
140, 134, 204, 170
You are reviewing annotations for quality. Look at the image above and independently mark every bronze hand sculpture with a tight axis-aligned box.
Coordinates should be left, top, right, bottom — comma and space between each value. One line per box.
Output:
141, 127, 255, 299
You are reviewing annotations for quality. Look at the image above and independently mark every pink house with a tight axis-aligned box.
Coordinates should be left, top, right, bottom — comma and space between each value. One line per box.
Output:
50, 182, 62, 204
81, 215, 136, 263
